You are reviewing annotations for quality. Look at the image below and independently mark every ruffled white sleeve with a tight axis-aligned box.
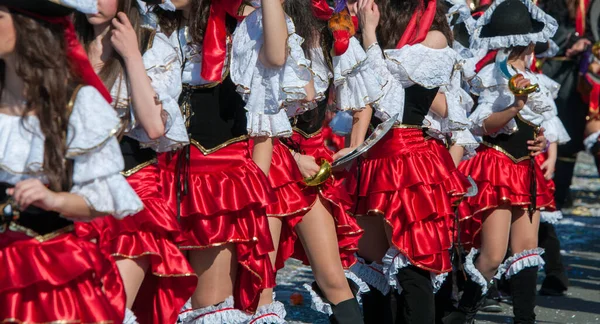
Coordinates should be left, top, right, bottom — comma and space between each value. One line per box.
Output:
333, 37, 385, 111
452, 129, 479, 160
67, 87, 143, 219
468, 87, 517, 136
128, 32, 189, 152
541, 106, 570, 144
231, 8, 310, 136
365, 43, 405, 122
439, 69, 474, 132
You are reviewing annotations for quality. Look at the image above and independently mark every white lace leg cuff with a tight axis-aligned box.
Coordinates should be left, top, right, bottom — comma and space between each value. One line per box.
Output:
123, 308, 139, 324
248, 295, 287, 324
584, 131, 600, 153
349, 255, 390, 295
382, 247, 412, 294
540, 210, 563, 224
178, 296, 249, 324
464, 248, 492, 295
495, 248, 545, 280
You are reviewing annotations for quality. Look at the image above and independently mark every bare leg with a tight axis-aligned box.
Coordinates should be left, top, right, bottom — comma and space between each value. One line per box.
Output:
296, 197, 355, 305
115, 257, 150, 309
357, 215, 391, 264
257, 216, 283, 307
510, 209, 540, 254
188, 244, 237, 308
476, 207, 512, 280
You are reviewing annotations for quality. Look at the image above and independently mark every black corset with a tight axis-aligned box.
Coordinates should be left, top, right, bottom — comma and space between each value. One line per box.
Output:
482, 114, 539, 162
180, 76, 248, 153
371, 84, 439, 128
1, 183, 73, 236
120, 136, 156, 175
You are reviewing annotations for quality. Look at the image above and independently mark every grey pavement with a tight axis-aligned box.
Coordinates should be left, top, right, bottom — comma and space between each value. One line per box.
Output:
275, 153, 600, 323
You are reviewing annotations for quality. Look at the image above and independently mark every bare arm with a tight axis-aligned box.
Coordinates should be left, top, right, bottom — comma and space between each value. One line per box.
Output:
449, 144, 464, 167
259, 0, 288, 68
430, 92, 448, 118
333, 105, 373, 160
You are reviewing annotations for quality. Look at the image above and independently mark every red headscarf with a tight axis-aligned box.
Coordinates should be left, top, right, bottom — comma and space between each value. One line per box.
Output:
312, 0, 334, 20
396, 0, 437, 48
10, 8, 112, 103
202, 0, 244, 83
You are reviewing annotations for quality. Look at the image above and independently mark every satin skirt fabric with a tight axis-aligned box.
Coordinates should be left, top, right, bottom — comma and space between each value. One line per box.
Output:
76, 164, 196, 324
0, 231, 126, 323
457, 146, 556, 248
355, 128, 455, 274
157, 142, 276, 313
426, 138, 472, 204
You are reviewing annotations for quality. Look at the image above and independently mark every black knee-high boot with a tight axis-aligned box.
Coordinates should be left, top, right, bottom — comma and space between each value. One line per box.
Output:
395, 266, 435, 324
310, 280, 364, 324
510, 267, 538, 324
362, 284, 393, 324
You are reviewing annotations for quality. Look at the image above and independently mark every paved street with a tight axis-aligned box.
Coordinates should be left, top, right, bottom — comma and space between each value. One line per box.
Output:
275, 153, 600, 323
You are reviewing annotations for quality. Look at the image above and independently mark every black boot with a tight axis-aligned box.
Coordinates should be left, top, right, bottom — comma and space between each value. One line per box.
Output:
510, 267, 538, 324
538, 222, 568, 296
362, 284, 394, 324
330, 298, 364, 324
395, 266, 435, 324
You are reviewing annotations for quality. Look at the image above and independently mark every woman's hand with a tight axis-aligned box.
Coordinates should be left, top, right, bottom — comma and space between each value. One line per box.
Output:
528, 128, 547, 157
111, 12, 142, 62
512, 75, 531, 111
295, 154, 321, 178
566, 38, 591, 57
7, 179, 60, 212
357, 0, 379, 48
540, 155, 556, 180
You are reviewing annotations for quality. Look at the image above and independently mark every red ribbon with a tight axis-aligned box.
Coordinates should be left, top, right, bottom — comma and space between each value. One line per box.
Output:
395, 0, 437, 48
479, 0, 493, 6
10, 8, 112, 102
201, 0, 244, 83
475, 50, 498, 73
312, 0, 334, 21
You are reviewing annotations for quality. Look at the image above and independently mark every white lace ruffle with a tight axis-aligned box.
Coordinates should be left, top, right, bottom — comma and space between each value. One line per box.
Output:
365, 44, 405, 122
126, 33, 188, 152
439, 71, 474, 132
123, 308, 139, 324
452, 129, 479, 160
231, 8, 312, 118
541, 210, 563, 224
584, 131, 600, 153
495, 248, 545, 280
178, 296, 249, 324
285, 48, 332, 117
349, 255, 391, 295
464, 248, 491, 295
0, 86, 142, 219
382, 247, 448, 294
470, 0, 558, 51
447, 0, 477, 34
246, 109, 293, 138
334, 37, 385, 111
303, 271, 369, 316
248, 297, 287, 324
542, 114, 571, 145
384, 44, 456, 88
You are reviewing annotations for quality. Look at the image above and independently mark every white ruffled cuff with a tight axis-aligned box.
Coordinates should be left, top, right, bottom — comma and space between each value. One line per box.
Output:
334, 37, 385, 111
231, 9, 311, 115
540, 210, 563, 224
246, 109, 293, 138
464, 248, 492, 295
71, 173, 142, 219
248, 296, 287, 324
584, 131, 600, 153
452, 129, 479, 160
495, 248, 545, 279
470, 0, 558, 51
542, 115, 570, 145
178, 296, 249, 324
349, 255, 391, 295
303, 271, 369, 316
441, 85, 473, 132
382, 247, 448, 294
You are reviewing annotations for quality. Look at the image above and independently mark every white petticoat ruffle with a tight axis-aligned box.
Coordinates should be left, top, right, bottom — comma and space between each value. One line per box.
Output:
470, 0, 558, 51
349, 255, 391, 295
178, 296, 249, 324
365, 43, 405, 122
303, 270, 370, 316
540, 210, 563, 224
248, 294, 287, 324
495, 248, 545, 280
231, 8, 311, 114
0, 86, 142, 219
382, 247, 448, 295
584, 131, 600, 153
123, 308, 139, 324
334, 37, 385, 111
464, 248, 492, 295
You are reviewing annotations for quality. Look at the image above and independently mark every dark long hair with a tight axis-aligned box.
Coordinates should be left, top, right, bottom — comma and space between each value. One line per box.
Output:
0, 11, 78, 191
376, 0, 453, 49
283, 0, 328, 59
75, 0, 148, 90
155, 0, 211, 44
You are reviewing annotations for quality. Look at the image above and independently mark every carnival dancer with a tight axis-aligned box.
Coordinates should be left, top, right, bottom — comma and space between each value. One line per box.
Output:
73, 1, 197, 323
349, 0, 463, 321
446, 1, 559, 322
0, 0, 144, 322
152, 0, 287, 322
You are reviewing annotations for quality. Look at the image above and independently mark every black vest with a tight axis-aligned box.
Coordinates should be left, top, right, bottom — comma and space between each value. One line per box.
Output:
482, 114, 539, 162
372, 84, 440, 127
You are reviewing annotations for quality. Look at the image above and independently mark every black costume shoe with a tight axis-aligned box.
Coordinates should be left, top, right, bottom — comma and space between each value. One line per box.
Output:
539, 275, 568, 296
510, 267, 538, 324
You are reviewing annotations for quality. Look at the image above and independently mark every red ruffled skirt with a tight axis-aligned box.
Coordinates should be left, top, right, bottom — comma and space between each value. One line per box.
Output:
158, 141, 276, 313
355, 128, 454, 274
0, 230, 125, 323
457, 146, 556, 248
76, 164, 196, 324
426, 137, 471, 204
273, 130, 363, 270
